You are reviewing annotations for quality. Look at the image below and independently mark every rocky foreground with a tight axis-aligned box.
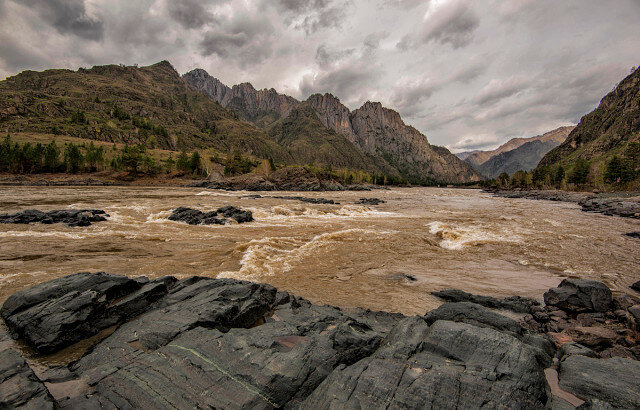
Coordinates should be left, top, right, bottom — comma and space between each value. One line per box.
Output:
488, 189, 640, 219
1, 274, 640, 409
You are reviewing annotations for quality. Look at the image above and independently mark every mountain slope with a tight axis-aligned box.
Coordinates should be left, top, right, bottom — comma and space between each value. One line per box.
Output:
477, 139, 564, 178
267, 104, 383, 172
463, 126, 574, 168
537, 67, 640, 184
0, 61, 291, 161
184, 69, 480, 184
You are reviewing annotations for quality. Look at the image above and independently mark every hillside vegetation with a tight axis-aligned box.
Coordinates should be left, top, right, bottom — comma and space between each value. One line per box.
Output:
0, 61, 292, 163
536, 67, 640, 189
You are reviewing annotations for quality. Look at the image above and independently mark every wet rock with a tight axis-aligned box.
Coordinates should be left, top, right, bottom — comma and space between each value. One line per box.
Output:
558, 355, 640, 409
168, 206, 253, 225
1, 272, 143, 354
424, 301, 524, 334
61, 290, 387, 408
544, 279, 613, 313
599, 345, 635, 359
0, 327, 55, 408
303, 318, 550, 409
355, 197, 385, 205
0, 209, 108, 227
562, 326, 619, 348
432, 288, 540, 313
558, 342, 598, 359
271, 195, 337, 204
627, 305, 640, 329
579, 197, 640, 219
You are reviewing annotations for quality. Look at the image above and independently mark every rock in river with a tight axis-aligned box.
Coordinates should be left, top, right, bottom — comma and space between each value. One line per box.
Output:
168, 206, 253, 225
0, 209, 108, 226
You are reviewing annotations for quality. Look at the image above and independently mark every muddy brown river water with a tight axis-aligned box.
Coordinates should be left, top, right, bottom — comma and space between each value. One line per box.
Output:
1, 186, 639, 315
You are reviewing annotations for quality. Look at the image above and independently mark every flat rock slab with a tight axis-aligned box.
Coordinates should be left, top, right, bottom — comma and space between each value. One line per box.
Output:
431, 288, 540, 313
0, 209, 108, 226
0, 326, 55, 409
559, 355, 640, 408
168, 206, 253, 225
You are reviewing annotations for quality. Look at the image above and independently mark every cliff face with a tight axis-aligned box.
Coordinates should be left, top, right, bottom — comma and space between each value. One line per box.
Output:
184, 68, 481, 184
183, 69, 298, 128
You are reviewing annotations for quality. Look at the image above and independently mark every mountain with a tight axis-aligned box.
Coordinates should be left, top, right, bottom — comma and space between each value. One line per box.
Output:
455, 150, 481, 161
537, 67, 640, 185
184, 69, 480, 184
183, 69, 298, 129
463, 126, 574, 168
267, 104, 381, 172
0, 61, 291, 161
477, 139, 565, 178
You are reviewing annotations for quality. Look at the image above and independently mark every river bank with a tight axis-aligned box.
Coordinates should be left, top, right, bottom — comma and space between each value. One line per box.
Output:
1, 272, 639, 408
487, 189, 640, 219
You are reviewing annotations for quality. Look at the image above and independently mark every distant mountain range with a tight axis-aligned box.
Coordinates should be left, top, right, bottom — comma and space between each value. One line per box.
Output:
456, 126, 574, 179
0, 61, 481, 185
183, 68, 479, 184
537, 66, 640, 186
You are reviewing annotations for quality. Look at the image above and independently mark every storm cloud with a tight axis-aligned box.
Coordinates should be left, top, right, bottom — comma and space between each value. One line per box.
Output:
0, 0, 639, 151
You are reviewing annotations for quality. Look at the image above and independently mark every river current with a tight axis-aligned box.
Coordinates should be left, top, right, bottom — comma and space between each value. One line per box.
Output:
1, 187, 638, 315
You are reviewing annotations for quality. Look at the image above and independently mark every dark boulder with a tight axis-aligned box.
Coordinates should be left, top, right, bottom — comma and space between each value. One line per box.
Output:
559, 355, 640, 409
0, 209, 108, 227
431, 288, 540, 313
272, 196, 337, 204
558, 342, 598, 359
355, 198, 385, 205
631, 280, 640, 292
0, 327, 55, 409
303, 318, 550, 409
543, 279, 613, 313
424, 301, 524, 334
168, 206, 253, 225
59, 290, 390, 408
1, 272, 144, 354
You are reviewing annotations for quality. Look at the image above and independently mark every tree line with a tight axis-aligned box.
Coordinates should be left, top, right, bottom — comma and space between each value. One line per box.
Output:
485, 142, 639, 189
0, 135, 204, 176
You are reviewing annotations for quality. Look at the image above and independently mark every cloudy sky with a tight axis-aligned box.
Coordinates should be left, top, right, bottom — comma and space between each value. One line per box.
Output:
1, 0, 639, 151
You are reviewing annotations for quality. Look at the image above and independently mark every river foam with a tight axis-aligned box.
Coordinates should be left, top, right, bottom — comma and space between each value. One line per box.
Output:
427, 221, 522, 250
217, 228, 395, 281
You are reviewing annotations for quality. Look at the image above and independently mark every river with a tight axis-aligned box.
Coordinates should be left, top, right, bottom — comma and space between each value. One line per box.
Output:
1, 186, 638, 315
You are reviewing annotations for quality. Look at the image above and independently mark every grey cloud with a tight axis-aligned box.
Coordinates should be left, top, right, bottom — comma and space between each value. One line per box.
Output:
299, 64, 378, 105
400, 0, 479, 50
391, 76, 442, 115
315, 45, 355, 68
0, 33, 48, 72
20, 0, 103, 40
473, 76, 529, 105
363, 31, 390, 50
382, 0, 429, 10
199, 12, 275, 65
269, 0, 353, 34
168, 0, 218, 29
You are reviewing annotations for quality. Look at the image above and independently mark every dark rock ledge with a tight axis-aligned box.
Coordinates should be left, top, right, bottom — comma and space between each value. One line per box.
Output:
2, 274, 640, 408
168, 206, 253, 225
0, 209, 109, 227
487, 189, 640, 219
